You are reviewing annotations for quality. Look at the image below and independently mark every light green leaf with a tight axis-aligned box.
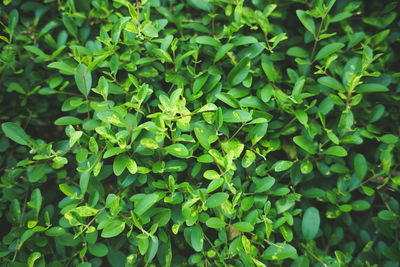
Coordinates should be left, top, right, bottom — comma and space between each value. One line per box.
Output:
318, 76, 345, 91
273, 160, 294, 172
205, 217, 226, 229
324, 146, 347, 157
165, 143, 189, 158
54, 116, 82, 125
293, 136, 316, 154
191, 225, 204, 252
113, 154, 129, 176
134, 194, 160, 215
206, 192, 229, 208
262, 243, 297, 260
233, 222, 254, 232
101, 220, 125, 238
315, 43, 344, 61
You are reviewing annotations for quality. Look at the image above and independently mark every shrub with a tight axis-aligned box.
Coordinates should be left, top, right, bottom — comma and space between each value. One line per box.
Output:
1, 0, 399, 266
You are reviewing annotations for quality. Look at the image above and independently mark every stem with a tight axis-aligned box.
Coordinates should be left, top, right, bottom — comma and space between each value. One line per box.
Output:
136, 0, 141, 33
310, 16, 326, 64
301, 243, 328, 267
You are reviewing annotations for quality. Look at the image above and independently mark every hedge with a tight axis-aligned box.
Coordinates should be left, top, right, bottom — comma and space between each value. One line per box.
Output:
1, 0, 400, 266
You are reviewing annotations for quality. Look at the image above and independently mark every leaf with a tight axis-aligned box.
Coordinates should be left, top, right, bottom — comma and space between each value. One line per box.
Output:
204, 170, 220, 180
223, 110, 252, 123
261, 54, 277, 82
315, 43, 345, 61
74, 64, 92, 96
324, 146, 348, 157
2, 122, 29, 145
318, 76, 345, 91
228, 57, 251, 86
302, 207, 320, 240
88, 243, 109, 257
356, 83, 389, 93
233, 222, 254, 232
216, 92, 240, 108
273, 160, 294, 172
206, 192, 229, 208
354, 153, 367, 180
27, 165, 46, 183
101, 220, 125, 238
292, 76, 305, 98
242, 150, 256, 168
165, 143, 189, 158
134, 194, 159, 215
191, 225, 204, 252
74, 206, 98, 217
253, 177, 275, 193
262, 243, 297, 260
113, 154, 129, 176
195, 36, 221, 47
296, 10, 315, 35
205, 217, 226, 229
351, 200, 370, 211
214, 43, 234, 63
54, 116, 82, 125
145, 236, 159, 262
293, 136, 316, 154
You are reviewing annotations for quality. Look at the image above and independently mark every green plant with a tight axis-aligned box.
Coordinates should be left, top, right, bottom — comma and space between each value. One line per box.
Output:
1, 0, 400, 266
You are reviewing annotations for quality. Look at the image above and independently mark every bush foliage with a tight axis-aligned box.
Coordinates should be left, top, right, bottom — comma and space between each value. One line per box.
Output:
1, 0, 400, 266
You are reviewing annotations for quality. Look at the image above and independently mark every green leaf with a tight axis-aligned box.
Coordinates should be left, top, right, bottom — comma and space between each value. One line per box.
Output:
273, 160, 294, 172
145, 236, 159, 262
262, 243, 297, 260
54, 116, 83, 125
27, 165, 46, 183
315, 43, 345, 61
134, 194, 160, 215
302, 207, 320, 240
292, 76, 305, 98
287, 47, 309, 58
354, 153, 367, 180
2, 122, 29, 145
101, 220, 125, 238
195, 36, 220, 47
233, 222, 254, 232
242, 150, 256, 168
228, 57, 251, 86
214, 43, 234, 63
27, 252, 41, 267
351, 200, 370, 211
356, 83, 389, 93
223, 109, 252, 123
203, 170, 220, 180
191, 225, 204, 252
324, 146, 348, 157
206, 192, 229, 208
253, 177, 275, 193
318, 76, 345, 91
165, 143, 189, 158
378, 134, 399, 144
74, 206, 98, 217
74, 64, 92, 96
113, 154, 129, 176
261, 54, 277, 82
293, 136, 316, 154
205, 217, 226, 229
296, 10, 315, 35
88, 243, 109, 257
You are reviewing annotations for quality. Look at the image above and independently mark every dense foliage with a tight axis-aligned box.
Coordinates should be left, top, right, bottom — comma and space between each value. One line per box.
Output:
1, 0, 400, 266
